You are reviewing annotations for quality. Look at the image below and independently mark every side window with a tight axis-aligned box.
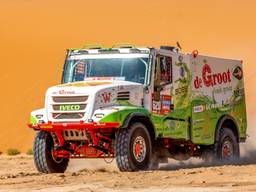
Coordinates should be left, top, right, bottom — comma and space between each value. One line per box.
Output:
152, 55, 173, 114
153, 55, 172, 101
154, 55, 172, 87
159, 56, 172, 85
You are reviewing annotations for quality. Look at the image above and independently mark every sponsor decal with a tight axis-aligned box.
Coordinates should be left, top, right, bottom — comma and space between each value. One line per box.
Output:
234, 88, 244, 97
101, 92, 112, 103
180, 66, 185, 78
233, 66, 243, 80
58, 81, 112, 87
152, 95, 173, 115
179, 55, 185, 78
40, 125, 53, 129
160, 95, 172, 114
192, 118, 205, 125
178, 55, 183, 62
59, 104, 81, 111
118, 85, 125, 90
205, 103, 226, 111
193, 105, 205, 113
168, 121, 175, 130
194, 61, 231, 89
213, 86, 232, 95
56, 90, 75, 94
152, 100, 161, 114
175, 86, 188, 95
85, 77, 125, 81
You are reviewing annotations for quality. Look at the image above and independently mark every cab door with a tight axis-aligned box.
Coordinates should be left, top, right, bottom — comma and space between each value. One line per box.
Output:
151, 50, 174, 136
151, 50, 190, 139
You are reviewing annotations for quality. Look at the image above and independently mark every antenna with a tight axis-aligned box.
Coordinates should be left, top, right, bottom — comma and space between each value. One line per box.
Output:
176, 41, 182, 50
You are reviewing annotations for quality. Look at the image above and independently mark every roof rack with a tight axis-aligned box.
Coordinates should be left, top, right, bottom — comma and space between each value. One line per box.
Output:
82, 44, 104, 50
129, 48, 142, 53
69, 49, 89, 55
98, 48, 120, 54
112, 43, 135, 49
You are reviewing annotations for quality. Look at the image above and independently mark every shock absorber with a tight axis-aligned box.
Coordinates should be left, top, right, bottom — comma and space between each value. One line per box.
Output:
51, 133, 60, 149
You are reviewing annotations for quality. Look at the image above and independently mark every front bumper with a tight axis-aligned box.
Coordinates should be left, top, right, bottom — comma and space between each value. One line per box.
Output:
28, 121, 120, 149
28, 121, 120, 131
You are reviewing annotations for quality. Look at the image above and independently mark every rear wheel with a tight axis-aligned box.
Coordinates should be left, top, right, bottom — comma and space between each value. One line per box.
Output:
115, 122, 152, 171
33, 131, 69, 173
216, 128, 240, 162
203, 128, 239, 164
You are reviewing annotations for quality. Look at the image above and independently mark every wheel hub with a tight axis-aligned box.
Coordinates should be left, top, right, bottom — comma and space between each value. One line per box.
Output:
51, 150, 64, 163
222, 140, 233, 159
132, 136, 146, 162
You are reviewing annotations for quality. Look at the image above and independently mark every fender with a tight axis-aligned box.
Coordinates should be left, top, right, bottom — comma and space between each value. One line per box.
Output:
121, 112, 157, 139
121, 112, 151, 128
215, 114, 240, 143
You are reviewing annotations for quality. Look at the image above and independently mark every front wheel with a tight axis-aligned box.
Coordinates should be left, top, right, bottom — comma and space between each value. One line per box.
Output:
33, 131, 69, 173
115, 122, 152, 171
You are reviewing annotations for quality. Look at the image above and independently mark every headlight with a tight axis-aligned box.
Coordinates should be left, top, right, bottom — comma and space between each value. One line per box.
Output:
94, 113, 105, 118
35, 114, 44, 119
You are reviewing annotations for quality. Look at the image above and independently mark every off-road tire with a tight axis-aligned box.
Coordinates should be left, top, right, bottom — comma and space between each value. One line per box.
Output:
203, 128, 240, 164
33, 131, 69, 173
115, 122, 152, 171
215, 128, 240, 162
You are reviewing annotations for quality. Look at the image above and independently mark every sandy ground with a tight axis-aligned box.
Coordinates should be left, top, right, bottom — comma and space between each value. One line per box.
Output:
0, 154, 256, 192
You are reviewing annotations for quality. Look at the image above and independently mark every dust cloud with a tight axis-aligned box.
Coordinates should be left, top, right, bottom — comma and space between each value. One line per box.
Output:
159, 119, 256, 171
65, 121, 256, 172
239, 118, 256, 164
67, 158, 118, 172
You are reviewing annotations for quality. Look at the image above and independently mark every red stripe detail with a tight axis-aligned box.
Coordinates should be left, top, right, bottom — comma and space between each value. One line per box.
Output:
28, 122, 120, 131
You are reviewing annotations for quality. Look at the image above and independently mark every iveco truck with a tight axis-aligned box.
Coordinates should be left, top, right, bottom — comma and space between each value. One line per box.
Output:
29, 44, 247, 172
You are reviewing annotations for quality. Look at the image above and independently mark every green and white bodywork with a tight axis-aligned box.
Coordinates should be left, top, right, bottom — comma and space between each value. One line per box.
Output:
30, 45, 247, 151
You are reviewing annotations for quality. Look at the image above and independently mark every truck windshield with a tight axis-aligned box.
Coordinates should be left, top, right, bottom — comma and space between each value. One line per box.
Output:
62, 54, 149, 84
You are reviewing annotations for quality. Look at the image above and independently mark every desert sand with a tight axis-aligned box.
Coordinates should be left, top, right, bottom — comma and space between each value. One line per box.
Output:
0, 0, 256, 152
1, 149, 256, 192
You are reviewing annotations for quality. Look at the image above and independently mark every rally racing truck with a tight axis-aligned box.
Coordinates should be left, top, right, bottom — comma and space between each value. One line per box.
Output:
29, 44, 247, 173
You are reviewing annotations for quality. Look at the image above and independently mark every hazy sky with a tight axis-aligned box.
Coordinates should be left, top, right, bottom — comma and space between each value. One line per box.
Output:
0, 0, 255, 151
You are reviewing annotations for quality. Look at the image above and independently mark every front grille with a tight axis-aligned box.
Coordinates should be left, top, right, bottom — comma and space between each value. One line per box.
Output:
52, 113, 85, 119
50, 95, 88, 120
53, 96, 88, 103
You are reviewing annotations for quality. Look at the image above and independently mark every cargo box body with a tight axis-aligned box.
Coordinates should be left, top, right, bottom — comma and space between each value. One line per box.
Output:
148, 50, 246, 145
190, 55, 246, 144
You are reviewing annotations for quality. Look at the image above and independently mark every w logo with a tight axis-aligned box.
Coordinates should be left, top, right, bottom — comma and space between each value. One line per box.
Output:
101, 92, 112, 103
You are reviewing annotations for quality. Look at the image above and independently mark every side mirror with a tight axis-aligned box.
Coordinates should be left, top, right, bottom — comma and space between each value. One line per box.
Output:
144, 86, 150, 94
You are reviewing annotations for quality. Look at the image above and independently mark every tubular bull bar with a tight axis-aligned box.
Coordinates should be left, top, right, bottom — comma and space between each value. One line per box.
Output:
28, 122, 120, 158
